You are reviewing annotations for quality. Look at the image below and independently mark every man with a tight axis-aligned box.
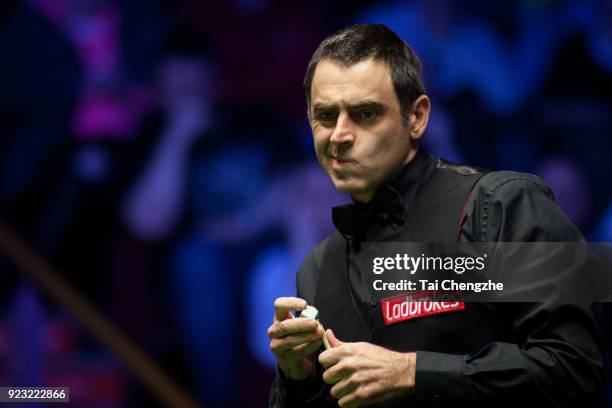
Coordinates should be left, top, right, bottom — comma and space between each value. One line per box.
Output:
267, 24, 603, 407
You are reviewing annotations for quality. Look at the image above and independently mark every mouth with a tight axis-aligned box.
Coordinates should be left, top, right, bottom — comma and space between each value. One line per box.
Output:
331, 156, 351, 169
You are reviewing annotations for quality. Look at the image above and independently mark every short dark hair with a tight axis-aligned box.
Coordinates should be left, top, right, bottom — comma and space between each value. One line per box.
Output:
304, 24, 425, 124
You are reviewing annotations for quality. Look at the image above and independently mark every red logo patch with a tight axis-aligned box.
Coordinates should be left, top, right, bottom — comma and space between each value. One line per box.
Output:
380, 290, 465, 325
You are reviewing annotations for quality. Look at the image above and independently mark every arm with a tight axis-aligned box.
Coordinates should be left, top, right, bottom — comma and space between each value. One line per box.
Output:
121, 117, 198, 241
414, 174, 604, 406
317, 174, 604, 407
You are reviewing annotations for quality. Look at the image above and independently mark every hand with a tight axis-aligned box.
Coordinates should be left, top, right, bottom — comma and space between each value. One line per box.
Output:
165, 99, 210, 147
268, 297, 325, 380
319, 329, 415, 408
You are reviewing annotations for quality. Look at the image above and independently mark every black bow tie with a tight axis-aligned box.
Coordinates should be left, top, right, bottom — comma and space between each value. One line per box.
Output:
332, 189, 406, 238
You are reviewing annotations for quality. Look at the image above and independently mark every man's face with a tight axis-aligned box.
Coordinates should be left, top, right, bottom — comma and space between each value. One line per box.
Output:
309, 58, 414, 202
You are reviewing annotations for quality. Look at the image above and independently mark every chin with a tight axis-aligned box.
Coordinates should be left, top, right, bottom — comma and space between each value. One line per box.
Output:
331, 178, 369, 197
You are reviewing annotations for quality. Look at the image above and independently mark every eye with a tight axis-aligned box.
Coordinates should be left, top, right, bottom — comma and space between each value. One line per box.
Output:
353, 109, 378, 122
315, 111, 338, 124
359, 110, 376, 120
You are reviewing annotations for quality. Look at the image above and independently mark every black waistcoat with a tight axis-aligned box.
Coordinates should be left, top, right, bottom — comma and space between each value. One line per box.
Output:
313, 160, 507, 354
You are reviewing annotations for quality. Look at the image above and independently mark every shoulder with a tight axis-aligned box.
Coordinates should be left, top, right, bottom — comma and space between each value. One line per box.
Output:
466, 170, 582, 242
474, 170, 554, 198
297, 236, 332, 282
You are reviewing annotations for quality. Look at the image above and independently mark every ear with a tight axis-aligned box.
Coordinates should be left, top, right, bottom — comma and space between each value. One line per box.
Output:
407, 95, 431, 142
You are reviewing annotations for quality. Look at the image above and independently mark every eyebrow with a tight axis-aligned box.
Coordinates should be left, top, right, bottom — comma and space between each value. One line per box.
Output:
312, 100, 386, 112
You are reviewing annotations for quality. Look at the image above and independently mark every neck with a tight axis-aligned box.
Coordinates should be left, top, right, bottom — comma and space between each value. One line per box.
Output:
352, 191, 375, 204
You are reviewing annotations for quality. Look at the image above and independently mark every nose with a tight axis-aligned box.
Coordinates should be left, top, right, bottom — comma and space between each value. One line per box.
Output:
329, 111, 355, 147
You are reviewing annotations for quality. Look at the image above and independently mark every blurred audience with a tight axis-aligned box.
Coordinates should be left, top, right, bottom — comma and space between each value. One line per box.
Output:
0, 0, 611, 407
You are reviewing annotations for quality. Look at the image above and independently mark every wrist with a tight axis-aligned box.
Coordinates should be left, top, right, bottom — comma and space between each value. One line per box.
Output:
398, 352, 416, 392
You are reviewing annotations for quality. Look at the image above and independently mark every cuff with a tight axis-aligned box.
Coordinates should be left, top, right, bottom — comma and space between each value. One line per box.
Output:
415, 351, 466, 406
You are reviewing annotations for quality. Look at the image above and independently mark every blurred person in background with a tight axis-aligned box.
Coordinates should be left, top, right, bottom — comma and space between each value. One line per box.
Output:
0, 0, 165, 404
177, 0, 328, 119
121, 30, 216, 242
120, 28, 277, 407
0, 0, 165, 304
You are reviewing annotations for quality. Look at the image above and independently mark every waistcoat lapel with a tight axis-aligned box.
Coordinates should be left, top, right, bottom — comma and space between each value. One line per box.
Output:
315, 232, 372, 342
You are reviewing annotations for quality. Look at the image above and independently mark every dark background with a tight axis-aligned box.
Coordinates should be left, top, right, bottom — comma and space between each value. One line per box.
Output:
0, 0, 611, 406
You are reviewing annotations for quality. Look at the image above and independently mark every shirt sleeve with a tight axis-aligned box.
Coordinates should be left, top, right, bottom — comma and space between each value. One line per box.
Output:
268, 361, 332, 407
414, 173, 605, 406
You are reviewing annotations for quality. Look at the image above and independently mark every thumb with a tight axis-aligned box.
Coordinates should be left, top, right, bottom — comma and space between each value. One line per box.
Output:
326, 328, 344, 347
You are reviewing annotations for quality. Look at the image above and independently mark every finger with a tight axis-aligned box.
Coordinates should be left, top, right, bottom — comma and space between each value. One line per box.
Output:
330, 374, 359, 399
276, 341, 321, 372
326, 328, 344, 347
271, 332, 323, 354
318, 347, 344, 369
274, 297, 307, 321
289, 324, 324, 350
338, 389, 365, 408
322, 360, 352, 385
339, 385, 386, 408
268, 317, 320, 339
290, 338, 323, 358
